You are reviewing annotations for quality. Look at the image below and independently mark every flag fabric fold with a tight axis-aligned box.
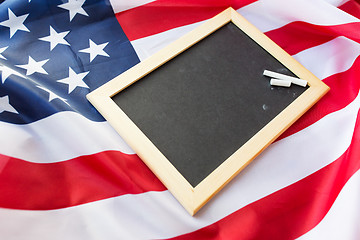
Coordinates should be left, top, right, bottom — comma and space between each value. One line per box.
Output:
0, 0, 360, 239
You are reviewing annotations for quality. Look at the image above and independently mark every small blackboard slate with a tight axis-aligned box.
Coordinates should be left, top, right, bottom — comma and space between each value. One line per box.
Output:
112, 22, 307, 188
87, 8, 329, 215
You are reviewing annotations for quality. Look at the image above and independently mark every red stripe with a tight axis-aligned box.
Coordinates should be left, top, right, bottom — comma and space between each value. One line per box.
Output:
0, 151, 165, 210
279, 55, 360, 140
168, 109, 360, 240
339, 0, 360, 19
115, 0, 257, 41
266, 21, 360, 56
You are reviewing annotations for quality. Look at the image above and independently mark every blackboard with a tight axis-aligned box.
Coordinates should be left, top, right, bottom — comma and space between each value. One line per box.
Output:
87, 8, 329, 215
112, 22, 307, 187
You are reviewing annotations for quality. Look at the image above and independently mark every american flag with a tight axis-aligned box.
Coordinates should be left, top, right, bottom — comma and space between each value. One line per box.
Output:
0, 0, 359, 239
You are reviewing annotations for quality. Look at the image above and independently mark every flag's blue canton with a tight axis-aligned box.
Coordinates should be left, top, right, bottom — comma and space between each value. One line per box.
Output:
0, 0, 140, 124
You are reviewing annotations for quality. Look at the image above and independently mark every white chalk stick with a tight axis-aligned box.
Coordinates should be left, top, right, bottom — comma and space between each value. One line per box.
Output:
263, 70, 308, 87
270, 78, 292, 87
291, 77, 308, 87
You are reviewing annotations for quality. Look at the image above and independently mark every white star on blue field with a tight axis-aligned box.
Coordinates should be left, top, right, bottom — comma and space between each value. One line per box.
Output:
0, 0, 140, 124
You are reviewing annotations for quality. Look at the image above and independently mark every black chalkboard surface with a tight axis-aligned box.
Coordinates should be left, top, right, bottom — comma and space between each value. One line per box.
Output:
112, 22, 307, 187
87, 8, 329, 215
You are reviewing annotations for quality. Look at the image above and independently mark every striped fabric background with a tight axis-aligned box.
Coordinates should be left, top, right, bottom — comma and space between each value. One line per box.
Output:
1, 0, 359, 239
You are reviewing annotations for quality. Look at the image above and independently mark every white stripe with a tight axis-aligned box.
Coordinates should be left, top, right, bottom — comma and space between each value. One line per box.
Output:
1, 90, 358, 240
131, 21, 203, 61
0, 111, 135, 163
238, 0, 359, 33
293, 37, 360, 80
324, 0, 350, 7
297, 169, 360, 240
108, 0, 156, 13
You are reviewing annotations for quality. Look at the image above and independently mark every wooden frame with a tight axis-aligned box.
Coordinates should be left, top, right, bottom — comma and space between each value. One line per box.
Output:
87, 8, 329, 215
